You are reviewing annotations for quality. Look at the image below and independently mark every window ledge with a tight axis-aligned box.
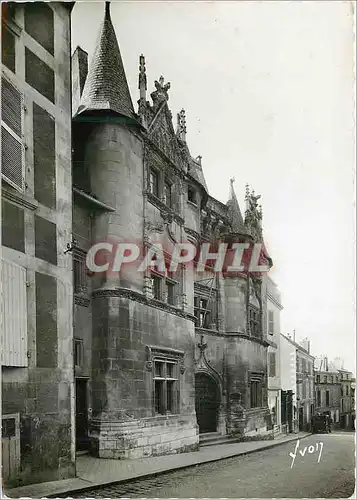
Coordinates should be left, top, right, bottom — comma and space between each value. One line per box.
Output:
195, 326, 220, 334
187, 200, 198, 209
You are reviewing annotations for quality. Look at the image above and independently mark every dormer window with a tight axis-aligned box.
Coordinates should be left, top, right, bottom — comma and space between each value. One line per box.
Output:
149, 168, 159, 197
188, 186, 197, 205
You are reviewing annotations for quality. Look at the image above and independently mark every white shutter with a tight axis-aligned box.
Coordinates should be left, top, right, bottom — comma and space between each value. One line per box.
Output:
1, 259, 28, 366
1, 76, 24, 192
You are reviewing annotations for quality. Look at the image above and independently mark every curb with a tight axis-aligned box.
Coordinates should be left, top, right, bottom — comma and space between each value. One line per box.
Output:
45, 433, 312, 498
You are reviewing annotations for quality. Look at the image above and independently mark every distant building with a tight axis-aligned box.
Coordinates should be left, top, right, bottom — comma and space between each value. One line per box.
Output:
314, 357, 341, 427
280, 335, 315, 432
280, 334, 297, 433
266, 277, 283, 434
338, 369, 355, 430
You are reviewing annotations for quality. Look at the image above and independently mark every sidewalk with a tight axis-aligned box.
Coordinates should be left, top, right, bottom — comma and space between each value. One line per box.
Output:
6, 432, 311, 498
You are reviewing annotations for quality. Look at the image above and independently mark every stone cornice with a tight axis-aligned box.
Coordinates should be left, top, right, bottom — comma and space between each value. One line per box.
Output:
225, 331, 270, 347
92, 287, 196, 322
195, 327, 224, 338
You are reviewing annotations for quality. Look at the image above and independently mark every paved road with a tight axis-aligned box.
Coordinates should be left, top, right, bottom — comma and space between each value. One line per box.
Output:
71, 433, 355, 498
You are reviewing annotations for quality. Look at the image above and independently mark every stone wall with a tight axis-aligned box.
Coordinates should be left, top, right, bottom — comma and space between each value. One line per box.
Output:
89, 294, 198, 458
1, 3, 74, 487
91, 415, 198, 459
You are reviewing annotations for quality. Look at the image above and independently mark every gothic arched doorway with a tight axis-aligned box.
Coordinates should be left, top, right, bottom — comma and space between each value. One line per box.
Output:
195, 372, 220, 433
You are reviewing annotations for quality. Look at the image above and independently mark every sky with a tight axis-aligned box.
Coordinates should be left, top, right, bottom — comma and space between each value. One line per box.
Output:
71, 1, 356, 371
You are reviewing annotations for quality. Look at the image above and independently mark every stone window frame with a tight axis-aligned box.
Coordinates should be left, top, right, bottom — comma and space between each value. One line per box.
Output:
268, 352, 276, 377
147, 161, 179, 214
150, 269, 180, 307
326, 390, 330, 407
187, 185, 198, 206
249, 371, 264, 409
248, 304, 260, 338
74, 338, 84, 368
317, 389, 321, 407
148, 167, 159, 197
194, 279, 218, 331
302, 379, 306, 399
146, 345, 185, 417
73, 247, 88, 296
302, 358, 306, 373
267, 310, 274, 335
163, 178, 173, 208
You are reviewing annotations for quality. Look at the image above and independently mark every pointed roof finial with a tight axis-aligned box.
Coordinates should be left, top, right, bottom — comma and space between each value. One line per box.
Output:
105, 2, 110, 18
176, 108, 187, 142
150, 76, 171, 106
139, 54, 147, 100
227, 178, 246, 234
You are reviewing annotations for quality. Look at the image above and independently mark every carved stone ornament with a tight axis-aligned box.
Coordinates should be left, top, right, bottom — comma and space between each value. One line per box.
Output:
195, 334, 224, 392
145, 219, 165, 234
244, 185, 263, 242
151, 76, 171, 106
146, 345, 185, 372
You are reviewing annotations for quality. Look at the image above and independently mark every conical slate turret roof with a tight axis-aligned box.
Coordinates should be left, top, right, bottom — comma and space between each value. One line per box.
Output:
226, 178, 246, 234
76, 2, 136, 121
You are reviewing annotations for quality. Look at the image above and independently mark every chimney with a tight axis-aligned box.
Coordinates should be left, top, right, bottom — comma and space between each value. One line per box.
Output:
72, 46, 88, 116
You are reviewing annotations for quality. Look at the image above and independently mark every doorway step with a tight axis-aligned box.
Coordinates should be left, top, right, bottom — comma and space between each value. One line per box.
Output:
76, 450, 89, 457
199, 432, 242, 448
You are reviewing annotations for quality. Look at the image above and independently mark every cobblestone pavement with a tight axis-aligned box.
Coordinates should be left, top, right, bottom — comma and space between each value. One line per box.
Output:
68, 433, 355, 498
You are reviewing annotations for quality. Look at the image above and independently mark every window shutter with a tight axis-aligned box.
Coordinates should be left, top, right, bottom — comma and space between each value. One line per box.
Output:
269, 352, 276, 377
268, 310, 274, 334
1, 78, 24, 192
1, 259, 28, 367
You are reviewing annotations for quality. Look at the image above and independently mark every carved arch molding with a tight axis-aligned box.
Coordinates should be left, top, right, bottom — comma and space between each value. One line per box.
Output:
195, 334, 225, 396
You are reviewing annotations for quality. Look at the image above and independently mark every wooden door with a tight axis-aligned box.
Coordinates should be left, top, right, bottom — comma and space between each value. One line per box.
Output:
76, 379, 88, 451
195, 373, 220, 434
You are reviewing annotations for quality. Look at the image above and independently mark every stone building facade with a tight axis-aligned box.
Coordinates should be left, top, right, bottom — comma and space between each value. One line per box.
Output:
314, 357, 341, 428
280, 334, 315, 432
70, 2, 274, 460
337, 369, 355, 430
1, 2, 74, 486
266, 277, 283, 434
279, 334, 297, 433
314, 358, 355, 430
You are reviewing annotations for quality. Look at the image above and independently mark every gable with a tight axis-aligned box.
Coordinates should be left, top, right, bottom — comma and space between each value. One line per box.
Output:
148, 104, 186, 170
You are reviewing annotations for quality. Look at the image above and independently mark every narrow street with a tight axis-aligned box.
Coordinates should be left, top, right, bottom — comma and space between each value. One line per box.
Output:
67, 433, 355, 498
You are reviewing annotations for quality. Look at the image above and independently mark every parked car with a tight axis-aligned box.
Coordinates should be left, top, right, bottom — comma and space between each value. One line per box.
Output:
312, 414, 329, 433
